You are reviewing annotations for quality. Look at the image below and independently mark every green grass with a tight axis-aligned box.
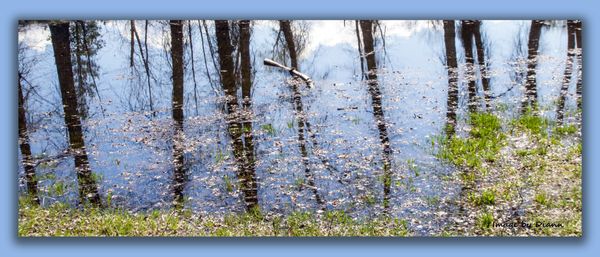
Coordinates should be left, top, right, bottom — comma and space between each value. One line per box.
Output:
516, 145, 548, 157
477, 212, 494, 231
106, 191, 114, 207
90, 173, 103, 184
18, 198, 411, 237
512, 112, 550, 137
438, 113, 505, 172
407, 159, 420, 177
362, 193, 377, 206
214, 148, 227, 164
567, 143, 582, 160
242, 126, 252, 133
438, 111, 581, 236
38, 161, 58, 170
293, 177, 305, 190
424, 195, 440, 206
261, 123, 276, 136
553, 124, 578, 136
480, 190, 495, 205
534, 192, 550, 207
36, 173, 57, 182
223, 175, 234, 192
50, 181, 66, 196
468, 189, 496, 206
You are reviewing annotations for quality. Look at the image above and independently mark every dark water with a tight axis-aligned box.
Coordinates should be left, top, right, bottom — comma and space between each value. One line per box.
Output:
17, 20, 580, 235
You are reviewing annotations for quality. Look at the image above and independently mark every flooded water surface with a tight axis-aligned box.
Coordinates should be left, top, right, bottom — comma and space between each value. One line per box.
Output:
17, 20, 582, 236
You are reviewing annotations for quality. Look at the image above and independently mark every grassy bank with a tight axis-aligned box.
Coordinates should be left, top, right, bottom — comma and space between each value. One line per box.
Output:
438, 112, 582, 236
18, 199, 410, 237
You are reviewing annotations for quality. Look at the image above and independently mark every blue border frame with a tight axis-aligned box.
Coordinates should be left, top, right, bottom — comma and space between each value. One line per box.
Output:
2, 1, 597, 256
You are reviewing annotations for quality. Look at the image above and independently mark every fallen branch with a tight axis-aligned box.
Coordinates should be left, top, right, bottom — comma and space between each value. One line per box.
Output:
263, 58, 313, 87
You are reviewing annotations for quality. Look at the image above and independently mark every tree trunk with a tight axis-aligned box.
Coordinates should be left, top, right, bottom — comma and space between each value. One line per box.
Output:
472, 20, 491, 109
215, 20, 238, 120
443, 20, 459, 137
239, 20, 252, 110
143, 21, 154, 116
18, 73, 39, 204
130, 20, 154, 115
355, 20, 366, 80
521, 20, 543, 114
238, 19, 258, 209
215, 20, 258, 211
169, 20, 186, 208
292, 79, 324, 207
197, 20, 215, 91
203, 20, 222, 83
461, 20, 478, 112
279, 20, 298, 69
49, 21, 100, 206
556, 20, 577, 124
131, 21, 154, 116
574, 20, 582, 109
170, 20, 184, 124
130, 20, 135, 67
187, 20, 199, 116
360, 20, 392, 213
278, 20, 324, 208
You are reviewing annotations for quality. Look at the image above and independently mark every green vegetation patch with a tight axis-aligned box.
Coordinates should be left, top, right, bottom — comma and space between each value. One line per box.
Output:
437, 111, 581, 236
553, 124, 578, 136
438, 113, 505, 172
512, 112, 550, 137
18, 198, 410, 237
468, 189, 496, 206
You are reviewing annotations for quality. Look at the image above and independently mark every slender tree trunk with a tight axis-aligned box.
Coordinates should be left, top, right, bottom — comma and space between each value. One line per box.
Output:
49, 21, 100, 206
556, 20, 577, 124
215, 20, 258, 211
170, 20, 186, 208
239, 20, 252, 110
278, 20, 324, 208
521, 20, 543, 114
238, 19, 258, 209
18, 73, 39, 204
215, 20, 238, 121
291, 82, 324, 207
132, 22, 154, 116
375, 21, 390, 67
574, 20, 582, 109
197, 20, 215, 91
279, 20, 298, 69
355, 20, 366, 80
291, 79, 324, 207
187, 21, 200, 116
145, 21, 154, 116
271, 28, 283, 63
203, 20, 222, 83
461, 20, 478, 112
443, 20, 459, 137
472, 20, 491, 109
130, 20, 135, 67
144, 21, 149, 64
360, 20, 392, 213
